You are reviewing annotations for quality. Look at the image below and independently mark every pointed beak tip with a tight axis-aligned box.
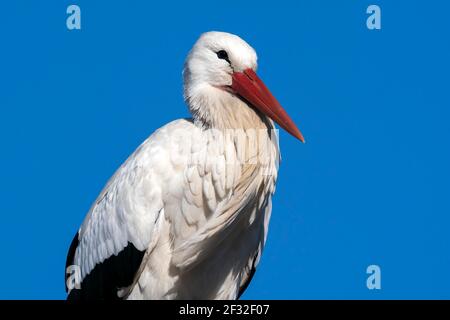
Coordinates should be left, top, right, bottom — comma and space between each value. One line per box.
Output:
296, 132, 306, 144
290, 126, 305, 143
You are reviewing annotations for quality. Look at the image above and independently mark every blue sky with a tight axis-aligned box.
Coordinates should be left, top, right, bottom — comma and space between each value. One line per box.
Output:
0, 1, 449, 299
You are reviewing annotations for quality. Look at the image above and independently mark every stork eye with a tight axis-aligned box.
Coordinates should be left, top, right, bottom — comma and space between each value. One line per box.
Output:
216, 50, 230, 63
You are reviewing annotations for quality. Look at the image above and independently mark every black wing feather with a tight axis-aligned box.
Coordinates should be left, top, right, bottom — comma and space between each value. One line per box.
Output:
65, 232, 145, 300
237, 255, 258, 299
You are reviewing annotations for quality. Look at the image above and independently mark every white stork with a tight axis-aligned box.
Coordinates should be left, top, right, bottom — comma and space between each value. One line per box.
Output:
65, 31, 304, 300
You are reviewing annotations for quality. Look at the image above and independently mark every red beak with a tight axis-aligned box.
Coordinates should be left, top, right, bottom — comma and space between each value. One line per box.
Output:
231, 68, 305, 143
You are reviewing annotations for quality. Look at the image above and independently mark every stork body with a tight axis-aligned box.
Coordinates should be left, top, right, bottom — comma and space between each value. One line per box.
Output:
65, 31, 303, 300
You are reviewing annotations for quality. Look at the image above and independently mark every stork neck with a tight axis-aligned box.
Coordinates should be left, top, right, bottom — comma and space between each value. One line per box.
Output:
187, 86, 274, 134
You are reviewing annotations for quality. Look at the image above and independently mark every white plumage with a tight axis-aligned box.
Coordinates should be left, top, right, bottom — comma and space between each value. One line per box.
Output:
65, 31, 303, 300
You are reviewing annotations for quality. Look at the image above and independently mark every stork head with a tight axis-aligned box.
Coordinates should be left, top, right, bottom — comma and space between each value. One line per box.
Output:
183, 31, 304, 142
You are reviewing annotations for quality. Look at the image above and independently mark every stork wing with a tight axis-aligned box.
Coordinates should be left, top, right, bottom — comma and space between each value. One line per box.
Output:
65, 120, 193, 300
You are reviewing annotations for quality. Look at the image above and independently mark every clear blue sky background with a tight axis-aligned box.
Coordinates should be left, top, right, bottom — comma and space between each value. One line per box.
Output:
0, 1, 449, 299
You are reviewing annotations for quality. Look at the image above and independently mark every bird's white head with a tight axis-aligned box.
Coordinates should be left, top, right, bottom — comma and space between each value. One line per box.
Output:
183, 31, 304, 142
